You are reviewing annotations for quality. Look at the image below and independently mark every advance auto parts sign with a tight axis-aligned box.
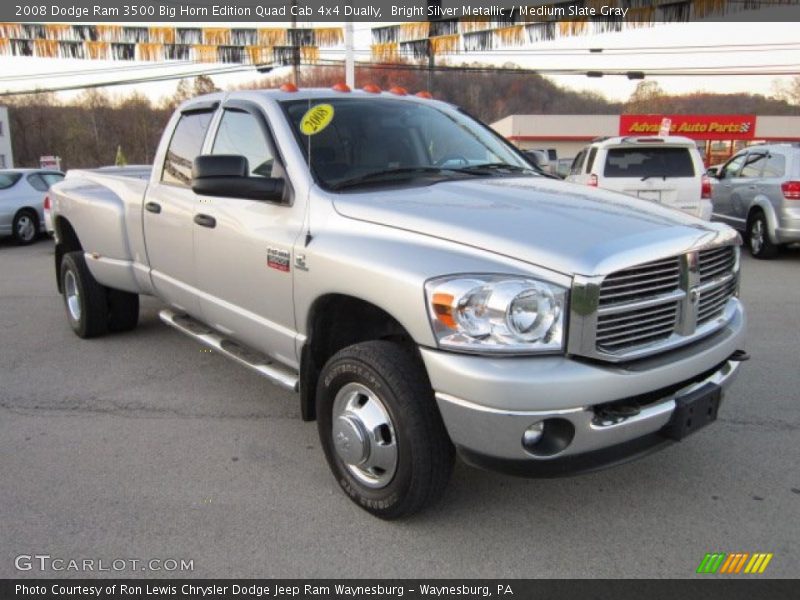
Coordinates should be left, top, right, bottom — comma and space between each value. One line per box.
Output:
619, 114, 756, 140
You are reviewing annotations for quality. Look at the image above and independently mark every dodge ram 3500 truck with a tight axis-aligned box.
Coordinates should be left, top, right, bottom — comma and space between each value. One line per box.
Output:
50, 87, 747, 519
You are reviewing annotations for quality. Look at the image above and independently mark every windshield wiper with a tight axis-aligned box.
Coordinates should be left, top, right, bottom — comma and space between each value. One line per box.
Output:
454, 162, 531, 174
641, 174, 668, 181
330, 167, 460, 190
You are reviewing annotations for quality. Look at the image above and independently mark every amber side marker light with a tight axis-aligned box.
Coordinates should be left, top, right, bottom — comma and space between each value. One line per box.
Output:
431, 293, 456, 329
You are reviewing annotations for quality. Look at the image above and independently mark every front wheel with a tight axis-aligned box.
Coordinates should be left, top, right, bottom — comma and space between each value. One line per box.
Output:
317, 341, 454, 519
748, 211, 779, 259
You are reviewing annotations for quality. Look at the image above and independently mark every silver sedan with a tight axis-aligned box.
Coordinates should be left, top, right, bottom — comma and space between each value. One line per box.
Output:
0, 169, 64, 245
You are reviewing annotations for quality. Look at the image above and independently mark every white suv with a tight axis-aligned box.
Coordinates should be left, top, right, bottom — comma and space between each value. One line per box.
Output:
566, 136, 712, 220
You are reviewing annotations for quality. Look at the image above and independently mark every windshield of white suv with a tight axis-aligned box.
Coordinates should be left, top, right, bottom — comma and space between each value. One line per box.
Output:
604, 147, 695, 179
0, 172, 23, 190
281, 97, 534, 190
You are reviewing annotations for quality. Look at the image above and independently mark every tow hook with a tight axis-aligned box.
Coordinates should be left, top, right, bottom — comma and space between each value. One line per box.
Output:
593, 403, 641, 426
730, 350, 751, 362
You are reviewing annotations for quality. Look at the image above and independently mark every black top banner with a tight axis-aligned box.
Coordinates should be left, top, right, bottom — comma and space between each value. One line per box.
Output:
2, 579, 800, 600
3, 0, 800, 23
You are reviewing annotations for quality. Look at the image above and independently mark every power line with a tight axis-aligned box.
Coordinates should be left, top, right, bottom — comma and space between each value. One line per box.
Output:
0, 60, 213, 82
0, 64, 257, 96
306, 59, 800, 77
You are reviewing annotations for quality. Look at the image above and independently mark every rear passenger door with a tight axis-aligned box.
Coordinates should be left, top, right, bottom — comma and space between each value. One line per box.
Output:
144, 106, 215, 317
192, 101, 304, 368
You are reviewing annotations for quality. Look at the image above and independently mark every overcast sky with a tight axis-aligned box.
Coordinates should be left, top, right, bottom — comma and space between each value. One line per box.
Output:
0, 10, 798, 105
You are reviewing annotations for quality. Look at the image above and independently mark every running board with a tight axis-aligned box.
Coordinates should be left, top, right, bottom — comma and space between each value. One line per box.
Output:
159, 309, 299, 392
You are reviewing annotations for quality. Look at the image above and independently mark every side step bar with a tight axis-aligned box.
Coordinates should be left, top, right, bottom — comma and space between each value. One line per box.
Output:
159, 309, 299, 392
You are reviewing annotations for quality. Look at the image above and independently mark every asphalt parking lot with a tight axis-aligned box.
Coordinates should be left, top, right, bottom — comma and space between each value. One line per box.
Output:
1, 238, 798, 579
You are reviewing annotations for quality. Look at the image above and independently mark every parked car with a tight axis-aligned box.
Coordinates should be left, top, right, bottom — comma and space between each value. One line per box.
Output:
50, 89, 746, 519
566, 136, 712, 220
0, 169, 64, 244
519, 150, 560, 179
555, 157, 573, 179
710, 143, 800, 259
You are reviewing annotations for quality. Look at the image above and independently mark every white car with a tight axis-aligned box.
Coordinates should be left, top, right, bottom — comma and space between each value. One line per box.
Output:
566, 136, 712, 220
0, 169, 64, 244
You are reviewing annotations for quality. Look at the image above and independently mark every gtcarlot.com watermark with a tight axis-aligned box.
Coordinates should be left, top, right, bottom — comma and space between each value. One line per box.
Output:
15, 554, 194, 573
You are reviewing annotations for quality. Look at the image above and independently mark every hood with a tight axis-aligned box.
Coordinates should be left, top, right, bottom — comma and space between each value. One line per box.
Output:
332, 177, 734, 276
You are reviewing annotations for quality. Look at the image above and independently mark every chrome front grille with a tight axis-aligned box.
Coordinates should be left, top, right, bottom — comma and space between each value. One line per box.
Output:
598, 256, 681, 306
596, 256, 682, 352
597, 299, 680, 352
697, 246, 738, 325
699, 245, 736, 283
569, 242, 740, 362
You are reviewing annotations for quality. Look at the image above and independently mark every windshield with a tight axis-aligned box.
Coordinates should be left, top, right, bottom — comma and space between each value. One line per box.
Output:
281, 98, 533, 190
0, 172, 23, 190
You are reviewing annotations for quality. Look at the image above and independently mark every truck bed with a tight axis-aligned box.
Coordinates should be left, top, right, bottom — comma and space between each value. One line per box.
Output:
51, 165, 154, 295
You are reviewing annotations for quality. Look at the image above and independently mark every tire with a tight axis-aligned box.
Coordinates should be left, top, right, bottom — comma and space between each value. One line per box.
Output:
12, 209, 39, 246
108, 289, 139, 332
60, 251, 109, 338
317, 341, 455, 519
747, 211, 779, 259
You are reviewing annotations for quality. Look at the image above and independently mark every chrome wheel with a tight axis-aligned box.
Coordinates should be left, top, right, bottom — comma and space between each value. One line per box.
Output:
750, 218, 764, 255
331, 382, 398, 489
64, 270, 81, 321
16, 215, 36, 242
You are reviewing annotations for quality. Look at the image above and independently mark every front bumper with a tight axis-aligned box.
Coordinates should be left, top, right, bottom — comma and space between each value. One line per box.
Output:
420, 301, 745, 476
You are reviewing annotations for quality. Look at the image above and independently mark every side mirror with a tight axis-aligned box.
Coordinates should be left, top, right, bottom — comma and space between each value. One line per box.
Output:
192, 155, 285, 202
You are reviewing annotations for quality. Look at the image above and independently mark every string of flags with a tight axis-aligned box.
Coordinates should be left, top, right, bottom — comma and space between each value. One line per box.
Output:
0, 24, 342, 64
370, 0, 799, 61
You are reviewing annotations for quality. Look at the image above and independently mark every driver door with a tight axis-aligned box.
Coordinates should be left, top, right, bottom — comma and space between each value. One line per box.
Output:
192, 102, 304, 368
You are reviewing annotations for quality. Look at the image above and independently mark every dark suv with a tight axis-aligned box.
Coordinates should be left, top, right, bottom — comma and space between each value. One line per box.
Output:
711, 143, 800, 258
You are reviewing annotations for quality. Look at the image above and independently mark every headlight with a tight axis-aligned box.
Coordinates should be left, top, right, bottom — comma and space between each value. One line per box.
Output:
425, 275, 568, 354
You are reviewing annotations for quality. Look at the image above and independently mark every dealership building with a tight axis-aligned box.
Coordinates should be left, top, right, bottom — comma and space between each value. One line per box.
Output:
491, 114, 800, 166
0, 106, 12, 169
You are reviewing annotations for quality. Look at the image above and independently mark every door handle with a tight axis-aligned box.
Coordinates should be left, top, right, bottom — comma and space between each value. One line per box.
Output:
194, 214, 216, 228
144, 201, 161, 214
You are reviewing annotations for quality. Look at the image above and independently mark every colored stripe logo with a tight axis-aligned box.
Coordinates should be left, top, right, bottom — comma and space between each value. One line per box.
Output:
697, 552, 773, 574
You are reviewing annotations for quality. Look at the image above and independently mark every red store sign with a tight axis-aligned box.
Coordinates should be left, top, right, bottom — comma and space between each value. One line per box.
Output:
619, 114, 756, 140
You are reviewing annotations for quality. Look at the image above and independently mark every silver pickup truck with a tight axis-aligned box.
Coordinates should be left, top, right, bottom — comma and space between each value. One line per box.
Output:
50, 87, 747, 519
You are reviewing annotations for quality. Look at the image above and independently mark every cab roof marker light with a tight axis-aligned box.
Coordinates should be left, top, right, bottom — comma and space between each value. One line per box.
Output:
389, 86, 408, 96
415, 90, 433, 99
363, 84, 382, 93
332, 82, 351, 92
279, 83, 298, 93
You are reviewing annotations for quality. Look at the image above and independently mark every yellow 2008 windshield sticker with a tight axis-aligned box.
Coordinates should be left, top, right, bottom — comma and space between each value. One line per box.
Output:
300, 104, 334, 135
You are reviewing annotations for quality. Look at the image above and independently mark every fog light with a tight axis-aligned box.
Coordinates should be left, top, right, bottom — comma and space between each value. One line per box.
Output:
522, 422, 545, 447
521, 418, 576, 457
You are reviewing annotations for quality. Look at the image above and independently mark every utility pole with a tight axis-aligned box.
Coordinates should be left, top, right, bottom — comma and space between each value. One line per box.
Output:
345, 20, 355, 88
426, 0, 441, 92
291, 0, 299, 86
